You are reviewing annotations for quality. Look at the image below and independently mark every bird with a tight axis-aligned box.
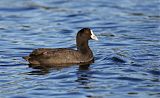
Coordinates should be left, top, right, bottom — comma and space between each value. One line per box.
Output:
23, 28, 98, 66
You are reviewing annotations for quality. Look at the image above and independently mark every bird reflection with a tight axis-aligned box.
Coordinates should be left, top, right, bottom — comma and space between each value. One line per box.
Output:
25, 63, 92, 89
76, 64, 92, 89
26, 64, 73, 75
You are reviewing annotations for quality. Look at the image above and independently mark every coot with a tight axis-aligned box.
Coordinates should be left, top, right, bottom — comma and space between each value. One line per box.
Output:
23, 28, 98, 66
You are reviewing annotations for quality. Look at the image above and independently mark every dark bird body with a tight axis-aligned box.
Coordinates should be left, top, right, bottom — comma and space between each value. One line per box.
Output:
23, 28, 98, 66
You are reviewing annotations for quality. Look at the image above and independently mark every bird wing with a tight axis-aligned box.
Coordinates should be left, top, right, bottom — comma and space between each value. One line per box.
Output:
29, 48, 78, 58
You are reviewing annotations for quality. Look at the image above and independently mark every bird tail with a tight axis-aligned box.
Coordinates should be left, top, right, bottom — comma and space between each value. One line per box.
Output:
22, 56, 30, 61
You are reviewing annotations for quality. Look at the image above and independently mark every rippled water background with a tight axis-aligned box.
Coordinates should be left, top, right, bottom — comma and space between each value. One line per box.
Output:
0, 0, 160, 98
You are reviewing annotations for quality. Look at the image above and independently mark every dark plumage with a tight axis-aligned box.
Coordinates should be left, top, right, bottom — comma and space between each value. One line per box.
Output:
23, 28, 98, 66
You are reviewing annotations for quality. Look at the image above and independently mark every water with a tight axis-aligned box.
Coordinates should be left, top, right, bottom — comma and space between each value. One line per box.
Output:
0, 0, 160, 98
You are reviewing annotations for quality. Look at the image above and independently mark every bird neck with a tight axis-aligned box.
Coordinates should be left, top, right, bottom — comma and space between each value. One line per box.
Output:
76, 39, 91, 54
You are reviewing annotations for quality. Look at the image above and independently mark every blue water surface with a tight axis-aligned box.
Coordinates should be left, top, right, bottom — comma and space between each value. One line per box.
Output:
0, 0, 160, 98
